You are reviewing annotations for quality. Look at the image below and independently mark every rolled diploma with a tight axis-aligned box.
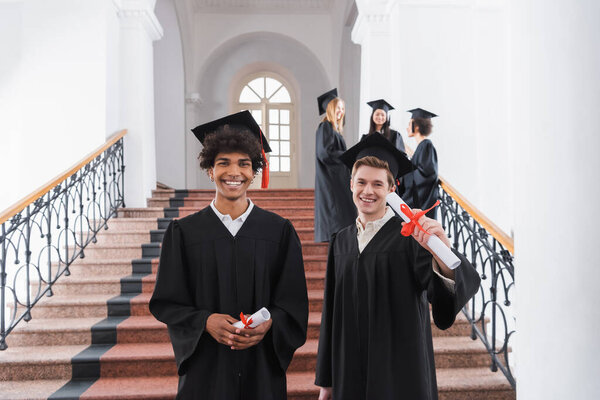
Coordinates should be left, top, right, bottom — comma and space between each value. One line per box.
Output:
386, 192, 461, 270
232, 307, 271, 329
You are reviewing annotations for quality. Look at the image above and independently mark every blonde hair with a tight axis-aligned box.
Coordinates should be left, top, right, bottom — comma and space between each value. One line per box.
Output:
351, 156, 395, 189
321, 97, 345, 134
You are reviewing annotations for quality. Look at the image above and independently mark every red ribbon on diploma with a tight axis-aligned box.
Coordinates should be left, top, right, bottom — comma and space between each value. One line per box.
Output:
240, 312, 254, 329
400, 200, 441, 237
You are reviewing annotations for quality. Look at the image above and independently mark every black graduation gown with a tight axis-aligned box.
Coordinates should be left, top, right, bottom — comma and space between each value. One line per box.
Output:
315, 120, 356, 242
314, 217, 480, 400
360, 129, 406, 153
400, 138, 439, 219
149, 205, 309, 400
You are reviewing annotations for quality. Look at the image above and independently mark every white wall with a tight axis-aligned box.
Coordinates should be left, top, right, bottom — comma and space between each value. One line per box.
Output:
154, 0, 186, 189
353, 0, 512, 234
512, 0, 600, 398
0, 0, 114, 212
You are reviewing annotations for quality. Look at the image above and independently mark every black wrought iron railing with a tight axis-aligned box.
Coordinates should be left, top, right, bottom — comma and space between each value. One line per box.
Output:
438, 177, 515, 389
0, 130, 127, 350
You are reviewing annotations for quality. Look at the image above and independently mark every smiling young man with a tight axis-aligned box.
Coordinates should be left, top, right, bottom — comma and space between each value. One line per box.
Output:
149, 111, 308, 399
314, 134, 480, 400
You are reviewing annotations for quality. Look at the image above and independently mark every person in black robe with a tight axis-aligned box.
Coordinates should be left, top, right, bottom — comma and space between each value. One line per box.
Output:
314, 88, 356, 242
360, 99, 406, 153
149, 111, 308, 400
400, 108, 439, 219
315, 135, 480, 400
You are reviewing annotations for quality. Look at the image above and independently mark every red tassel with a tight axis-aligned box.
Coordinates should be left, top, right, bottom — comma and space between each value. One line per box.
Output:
261, 148, 269, 189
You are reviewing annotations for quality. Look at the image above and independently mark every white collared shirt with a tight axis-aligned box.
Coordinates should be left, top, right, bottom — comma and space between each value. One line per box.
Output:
356, 206, 396, 253
355, 206, 455, 291
210, 199, 254, 237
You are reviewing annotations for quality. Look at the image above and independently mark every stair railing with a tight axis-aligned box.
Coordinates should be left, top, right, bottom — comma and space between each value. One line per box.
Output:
0, 130, 127, 350
438, 176, 516, 389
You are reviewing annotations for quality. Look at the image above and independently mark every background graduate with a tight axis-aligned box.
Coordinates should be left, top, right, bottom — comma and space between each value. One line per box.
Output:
149, 111, 308, 399
360, 98, 406, 153
314, 88, 356, 242
315, 134, 480, 400
399, 108, 439, 219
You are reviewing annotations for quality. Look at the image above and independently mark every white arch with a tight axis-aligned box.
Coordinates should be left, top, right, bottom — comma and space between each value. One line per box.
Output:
186, 31, 331, 189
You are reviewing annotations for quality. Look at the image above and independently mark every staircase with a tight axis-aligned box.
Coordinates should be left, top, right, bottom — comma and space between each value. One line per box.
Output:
0, 188, 515, 400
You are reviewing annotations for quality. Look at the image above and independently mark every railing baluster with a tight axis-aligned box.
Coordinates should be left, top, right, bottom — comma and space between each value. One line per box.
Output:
0, 131, 126, 350
0, 223, 7, 350
438, 181, 515, 389
24, 206, 32, 322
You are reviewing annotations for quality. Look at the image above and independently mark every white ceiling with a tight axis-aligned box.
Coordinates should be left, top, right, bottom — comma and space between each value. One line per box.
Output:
190, 0, 336, 13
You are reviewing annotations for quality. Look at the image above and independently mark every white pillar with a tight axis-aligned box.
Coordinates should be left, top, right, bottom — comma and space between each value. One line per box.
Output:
351, 0, 399, 137
116, 0, 163, 207
511, 0, 600, 398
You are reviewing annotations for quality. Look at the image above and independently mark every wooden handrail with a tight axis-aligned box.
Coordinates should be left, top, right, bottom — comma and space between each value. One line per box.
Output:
0, 130, 127, 226
439, 175, 514, 254
403, 143, 513, 254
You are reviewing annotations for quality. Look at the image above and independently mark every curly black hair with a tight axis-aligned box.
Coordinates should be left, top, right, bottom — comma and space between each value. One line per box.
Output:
198, 124, 265, 173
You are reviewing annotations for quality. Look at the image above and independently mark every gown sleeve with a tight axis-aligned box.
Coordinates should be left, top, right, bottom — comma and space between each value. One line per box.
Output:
314, 233, 336, 387
410, 240, 481, 330
268, 220, 309, 371
394, 130, 406, 153
148, 220, 211, 375
412, 140, 438, 178
316, 122, 345, 166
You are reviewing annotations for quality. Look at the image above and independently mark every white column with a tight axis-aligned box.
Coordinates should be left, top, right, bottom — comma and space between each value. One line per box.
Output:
116, 0, 163, 207
511, 0, 600, 398
351, 0, 398, 136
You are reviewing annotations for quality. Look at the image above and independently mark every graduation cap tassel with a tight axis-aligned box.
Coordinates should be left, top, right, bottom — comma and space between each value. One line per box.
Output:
261, 148, 270, 189
260, 129, 269, 189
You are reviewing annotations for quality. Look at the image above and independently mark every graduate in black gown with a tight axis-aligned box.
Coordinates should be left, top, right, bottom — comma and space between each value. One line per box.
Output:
149, 111, 308, 400
314, 88, 356, 242
360, 99, 406, 153
315, 134, 480, 400
400, 108, 439, 219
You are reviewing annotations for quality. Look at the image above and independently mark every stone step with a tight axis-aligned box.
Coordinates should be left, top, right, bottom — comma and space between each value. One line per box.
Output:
305, 271, 325, 290
284, 369, 515, 400
71, 244, 143, 260
0, 344, 86, 381
301, 242, 328, 256
94, 231, 151, 246
73, 376, 178, 400
30, 293, 113, 319
118, 208, 164, 218
67, 259, 135, 277
303, 255, 327, 271
101, 218, 159, 231
0, 379, 70, 400
43, 274, 130, 296
99, 342, 176, 377
116, 316, 169, 344
287, 336, 492, 373
6, 317, 101, 347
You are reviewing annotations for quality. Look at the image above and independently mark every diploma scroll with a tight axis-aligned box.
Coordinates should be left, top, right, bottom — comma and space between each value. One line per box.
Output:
386, 192, 461, 270
233, 307, 271, 329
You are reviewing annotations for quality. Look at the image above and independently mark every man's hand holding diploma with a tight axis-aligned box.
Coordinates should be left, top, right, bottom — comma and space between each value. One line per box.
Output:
402, 210, 455, 281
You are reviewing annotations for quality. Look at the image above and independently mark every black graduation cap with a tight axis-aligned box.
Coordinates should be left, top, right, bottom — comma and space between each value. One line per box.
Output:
367, 99, 395, 113
340, 133, 413, 178
317, 88, 338, 115
191, 110, 272, 153
407, 108, 437, 119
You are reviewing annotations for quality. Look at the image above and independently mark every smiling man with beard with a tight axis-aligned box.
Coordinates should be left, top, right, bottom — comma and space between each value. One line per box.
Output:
315, 134, 480, 400
149, 111, 308, 400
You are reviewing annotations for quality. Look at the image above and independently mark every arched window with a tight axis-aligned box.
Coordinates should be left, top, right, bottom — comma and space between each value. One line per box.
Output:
235, 73, 297, 188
